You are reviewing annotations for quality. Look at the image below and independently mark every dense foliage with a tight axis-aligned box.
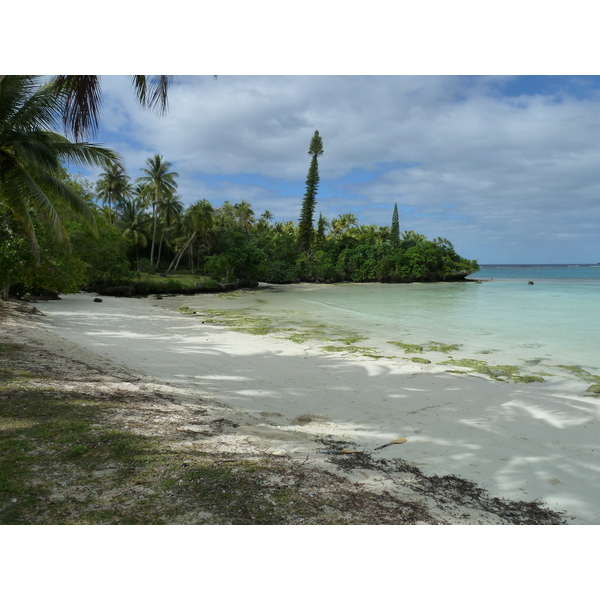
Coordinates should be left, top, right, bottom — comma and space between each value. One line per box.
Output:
1, 169, 478, 296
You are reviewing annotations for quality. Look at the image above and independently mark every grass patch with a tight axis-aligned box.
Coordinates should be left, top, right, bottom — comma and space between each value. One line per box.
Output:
0, 368, 431, 524
132, 273, 220, 295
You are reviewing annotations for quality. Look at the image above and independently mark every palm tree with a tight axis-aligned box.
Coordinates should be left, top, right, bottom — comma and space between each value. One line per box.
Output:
0, 76, 120, 297
132, 182, 152, 210
50, 75, 173, 141
156, 191, 184, 268
433, 237, 454, 250
214, 201, 236, 228
260, 210, 274, 223
255, 209, 274, 235
166, 199, 214, 273
95, 163, 130, 224
402, 230, 427, 242
234, 200, 255, 230
330, 213, 358, 237
118, 197, 151, 264
274, 220, 297, 236
137, 154, 178, 268
188, 199, 215, 250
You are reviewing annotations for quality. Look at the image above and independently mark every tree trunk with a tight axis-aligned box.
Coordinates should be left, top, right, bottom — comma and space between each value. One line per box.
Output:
1, 281, 10, 301
157, 229, 165, 270
165, 232, 196, 273
150, 197, 158, 267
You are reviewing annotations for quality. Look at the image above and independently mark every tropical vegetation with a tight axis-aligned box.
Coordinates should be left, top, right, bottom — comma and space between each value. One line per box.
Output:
0, 75, 121, 299
0, 77, 478, 299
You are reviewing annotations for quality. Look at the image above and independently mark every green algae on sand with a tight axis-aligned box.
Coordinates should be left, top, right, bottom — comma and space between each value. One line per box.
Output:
387, 340, 462, 355
439, 358, 545, 383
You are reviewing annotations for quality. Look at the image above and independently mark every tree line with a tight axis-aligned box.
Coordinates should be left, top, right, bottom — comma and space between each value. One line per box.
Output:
0, 76, 478, 299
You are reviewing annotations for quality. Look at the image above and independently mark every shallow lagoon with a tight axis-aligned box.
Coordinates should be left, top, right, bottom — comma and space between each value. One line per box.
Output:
174, 271, 600, 389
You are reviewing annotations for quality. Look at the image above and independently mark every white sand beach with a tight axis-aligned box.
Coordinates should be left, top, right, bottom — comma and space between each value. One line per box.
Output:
30, 290, 600, 525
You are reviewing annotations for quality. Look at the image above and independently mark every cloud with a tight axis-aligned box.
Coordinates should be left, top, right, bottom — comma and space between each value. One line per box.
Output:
90, 75, 600, 263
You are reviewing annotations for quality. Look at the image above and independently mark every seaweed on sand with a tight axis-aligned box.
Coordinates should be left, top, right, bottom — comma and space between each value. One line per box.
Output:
316, 438, 568, 525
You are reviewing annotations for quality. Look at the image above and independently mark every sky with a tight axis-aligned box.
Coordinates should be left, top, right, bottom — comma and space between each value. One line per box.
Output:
79, 74, 600, 264
12, 2, 600, 265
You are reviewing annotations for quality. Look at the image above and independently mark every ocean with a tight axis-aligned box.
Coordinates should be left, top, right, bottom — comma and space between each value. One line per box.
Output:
187, 264, 600, 389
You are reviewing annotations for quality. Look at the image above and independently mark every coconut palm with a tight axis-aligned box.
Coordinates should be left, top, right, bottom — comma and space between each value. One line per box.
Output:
132, 182, 152, 210
260, 210, 273, 223
234, 200, 255, 230
402, 230, 428, 244
155, 191, 184, 268
273, 220, 297, 236
188, 199, 215, 249
166, 199, 214, 273
137, 154, 179, 268
118, 197, 151, 264
330, 213, 358, 237
95, 163, 131, 224
0, 76, 120, 261
214, 201, 236, 228
433, 236, 454, 250
255, 209, 275, 235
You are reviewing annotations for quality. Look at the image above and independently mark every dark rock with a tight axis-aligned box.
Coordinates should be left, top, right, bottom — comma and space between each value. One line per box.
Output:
93, 297, 103, 303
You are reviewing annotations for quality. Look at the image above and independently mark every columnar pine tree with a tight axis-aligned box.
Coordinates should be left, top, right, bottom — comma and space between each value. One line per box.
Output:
298, 130, 324, 253
391, 203, 400, 247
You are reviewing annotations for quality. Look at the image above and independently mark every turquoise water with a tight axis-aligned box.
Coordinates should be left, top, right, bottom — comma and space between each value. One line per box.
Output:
475, 263, 600, 280
194, 265, 600, 386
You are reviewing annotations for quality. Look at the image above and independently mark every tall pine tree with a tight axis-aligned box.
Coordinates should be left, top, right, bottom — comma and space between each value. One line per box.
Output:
391, 203, 400, 247
298, 130, 324, 252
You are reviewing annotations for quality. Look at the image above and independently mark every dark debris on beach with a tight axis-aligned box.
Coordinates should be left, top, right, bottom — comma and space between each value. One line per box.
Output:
317, 437, 568, 525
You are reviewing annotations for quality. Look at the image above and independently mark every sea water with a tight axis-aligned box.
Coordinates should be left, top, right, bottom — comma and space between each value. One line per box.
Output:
191, 264, 600, 386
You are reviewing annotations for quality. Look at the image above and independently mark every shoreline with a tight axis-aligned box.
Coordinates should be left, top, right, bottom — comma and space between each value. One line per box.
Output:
4, 292, 599, 523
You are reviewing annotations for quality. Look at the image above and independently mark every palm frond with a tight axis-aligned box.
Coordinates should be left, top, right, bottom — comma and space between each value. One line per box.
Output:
0, 172, 40, 258
131, 76, 172, 114
52, 75, 103, 141
1, 163, 69, 255
34, 169, 97, 236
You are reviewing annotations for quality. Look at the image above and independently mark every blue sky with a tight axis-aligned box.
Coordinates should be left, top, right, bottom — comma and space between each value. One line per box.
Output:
76, 74, 600, 264
18, 2, 596, 265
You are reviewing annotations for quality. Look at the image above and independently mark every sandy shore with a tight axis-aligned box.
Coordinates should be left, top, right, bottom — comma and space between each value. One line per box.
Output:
6, 290, 600, 524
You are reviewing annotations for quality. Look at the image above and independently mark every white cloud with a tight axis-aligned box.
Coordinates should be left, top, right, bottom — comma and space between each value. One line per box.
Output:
90, 75, 600, 263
